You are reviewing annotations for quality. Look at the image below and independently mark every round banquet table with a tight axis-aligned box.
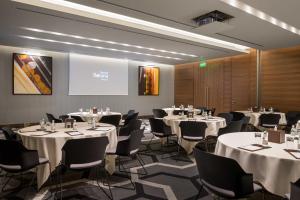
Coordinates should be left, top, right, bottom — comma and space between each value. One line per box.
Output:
237, 111, 287, 126
163, 115, 226, 154
162, 108, 201, 116
18, 122, 117, 189
68, 111, 122, 122
215, 132, 300, 196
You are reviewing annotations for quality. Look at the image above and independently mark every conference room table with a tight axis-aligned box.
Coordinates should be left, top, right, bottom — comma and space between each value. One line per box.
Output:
215, 132, 300, 196
18, 122, 117, 189
163, 115, 226, 154
162, 108, 201, 116
68, 111, 122, 122
237, 110, 287, 126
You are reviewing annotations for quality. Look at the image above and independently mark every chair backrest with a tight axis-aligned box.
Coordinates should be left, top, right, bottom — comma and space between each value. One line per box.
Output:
119, 119, 142, 136
241, 116, 251, 131
1, 127, 18, 141
217, 113, 233, 125
286, 111, 300, 126
173, 110, 188, 115
207, 108, 216, 116
100, 115, 121, 127
259, 114, 281, 127
149, 118, 168, 135
179, 121, 207, 140
0, 140, 39, 171
218, 120, 243, 136
230, 112, 245, 121
59, 115, 69, 122
152, 109, 168, 118
193, 147, 253, 198
291, 178, 300, 200
70, 115, 85, 122
46, 113, 61, 123
127, 109, 135, 115
62, 137, 109, 169
116, 128, 144, 156
124, 112, 139, 126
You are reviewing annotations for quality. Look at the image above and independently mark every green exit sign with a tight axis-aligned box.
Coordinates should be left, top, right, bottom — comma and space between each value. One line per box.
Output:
199, 57, 206, 68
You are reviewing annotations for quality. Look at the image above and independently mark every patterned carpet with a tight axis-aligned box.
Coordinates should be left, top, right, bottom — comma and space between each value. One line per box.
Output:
0, 122, 282, 200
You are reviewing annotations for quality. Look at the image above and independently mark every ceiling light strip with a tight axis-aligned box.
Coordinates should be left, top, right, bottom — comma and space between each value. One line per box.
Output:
20, 35, 183, 60
12, 0, 250, 53
219, 0, 300, 35
24, 27, 197, 57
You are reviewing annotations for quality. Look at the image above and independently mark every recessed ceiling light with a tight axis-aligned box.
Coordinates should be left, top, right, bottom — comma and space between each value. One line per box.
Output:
13, 0, 250, 53
23, 27, 198, 57
20, 35, 183, 60
220, 0, 300, 35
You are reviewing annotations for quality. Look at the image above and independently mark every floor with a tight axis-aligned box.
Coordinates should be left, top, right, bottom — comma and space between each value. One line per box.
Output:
0, 121, 283, 200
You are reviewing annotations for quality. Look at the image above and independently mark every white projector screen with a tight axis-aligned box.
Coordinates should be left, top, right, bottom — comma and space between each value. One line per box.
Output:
69, 53, 128, 95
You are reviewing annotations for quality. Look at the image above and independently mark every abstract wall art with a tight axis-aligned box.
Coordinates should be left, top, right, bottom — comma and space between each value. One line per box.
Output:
138, 66, 160, 96
13, 53, 52, 95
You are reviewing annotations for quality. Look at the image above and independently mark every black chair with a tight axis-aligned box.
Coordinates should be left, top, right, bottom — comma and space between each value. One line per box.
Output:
56, 137, 112, 200
110, 129, 147, 189
100, 115, 121, 127
206, 120, 243, 152
124, 112, 139, 126
46, 113, 62, 123
230, 112, 245, 121
0, 127, 18, 141
59, 115, 69, 122
173, 110, 188, 115
217, 113, 233, 125
0, 140, 50, 192
179, 121, 207, 142
285, 111, 300, 132
69, 115, 85, 122
193, 147, 263, 199
122, 109, 135, 120
241, 116, 251, 132
119, 119, 142, 136
259, 113, 281, 128
152, 109, 168, 118
286, 178, 300, 200
149, 118, 174, 144
207, 108, 216, 116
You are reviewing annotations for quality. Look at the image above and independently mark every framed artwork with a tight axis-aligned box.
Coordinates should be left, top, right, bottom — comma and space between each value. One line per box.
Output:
13, 53, 52, 95
138, 66, 160, 96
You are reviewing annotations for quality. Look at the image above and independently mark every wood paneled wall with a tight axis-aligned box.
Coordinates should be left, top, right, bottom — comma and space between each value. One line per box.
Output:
175, 45, 300, 113
261, 46, 300, 112
175, 50, 257, 114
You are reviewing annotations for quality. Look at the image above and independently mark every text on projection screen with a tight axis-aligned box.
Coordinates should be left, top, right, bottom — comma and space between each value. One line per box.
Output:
69, 53, 128, 95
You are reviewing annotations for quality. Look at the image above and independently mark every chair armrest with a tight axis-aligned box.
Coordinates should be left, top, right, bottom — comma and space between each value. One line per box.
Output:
238, 173, 254, 195
20, 150, 39, 170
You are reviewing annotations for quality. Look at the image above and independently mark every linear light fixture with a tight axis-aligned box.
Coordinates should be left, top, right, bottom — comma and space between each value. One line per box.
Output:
12, 0, 250, 53
23, 27, 197, 57
20, 35, 183, 60
219, 0, 300, 35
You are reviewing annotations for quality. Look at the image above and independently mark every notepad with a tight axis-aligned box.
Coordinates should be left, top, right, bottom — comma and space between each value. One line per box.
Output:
65, 131, 83, 136
238, 144, 271, 152
284, 149, 300, 159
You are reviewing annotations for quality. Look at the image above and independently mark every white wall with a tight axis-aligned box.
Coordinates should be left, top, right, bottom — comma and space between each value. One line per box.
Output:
0, 45, 174, 124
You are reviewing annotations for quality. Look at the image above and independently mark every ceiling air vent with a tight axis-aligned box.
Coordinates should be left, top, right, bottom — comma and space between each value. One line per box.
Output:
193, 10, 233, 26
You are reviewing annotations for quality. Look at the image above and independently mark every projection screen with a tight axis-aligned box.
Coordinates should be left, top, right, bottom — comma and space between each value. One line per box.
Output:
69, 53, 128, 95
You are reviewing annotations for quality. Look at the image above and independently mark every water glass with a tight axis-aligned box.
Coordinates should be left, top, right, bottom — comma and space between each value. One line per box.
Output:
254, 132, 262, 144
286, 135, 295, 149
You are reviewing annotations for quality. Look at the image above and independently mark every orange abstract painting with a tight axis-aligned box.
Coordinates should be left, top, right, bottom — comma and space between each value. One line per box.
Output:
13, 53, 52, 95
138, 66, 160, 96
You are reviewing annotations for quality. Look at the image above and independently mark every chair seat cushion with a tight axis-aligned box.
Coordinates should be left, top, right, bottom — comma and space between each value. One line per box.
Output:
39, 157, 49, 164
70, 160, 102, 169
182, 136, 203, 141
117, 136, 130, 142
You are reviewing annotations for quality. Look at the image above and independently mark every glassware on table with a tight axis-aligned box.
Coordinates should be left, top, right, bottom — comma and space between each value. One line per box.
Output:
50, 120, 56, 132
254, 132, 262, 144
106, 107, 110, 114
262, 131, 268, 145
40, 118, 46, 130
286, 135, 295, 149
79, 108, 83, 113
73, 120, 77, 130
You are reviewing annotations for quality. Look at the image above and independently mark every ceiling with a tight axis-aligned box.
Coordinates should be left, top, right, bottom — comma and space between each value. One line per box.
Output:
0, 0, 300, 64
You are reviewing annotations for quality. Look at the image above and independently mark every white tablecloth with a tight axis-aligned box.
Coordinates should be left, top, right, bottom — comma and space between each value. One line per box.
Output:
68, 111, 121, 122
163, 115, 226, 153
296, 120, 300, 129
237, 111, 287, 126
162, 108, 201, 116
215, 132, 300, 196
18, 122, 117, 189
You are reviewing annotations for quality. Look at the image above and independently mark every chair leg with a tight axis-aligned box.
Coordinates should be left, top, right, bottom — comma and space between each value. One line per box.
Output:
1, 173, 12, 192
136, 154, 147, 175
115, 156, 136, 189
194, 185, 203, 200
96, 167, 113, 200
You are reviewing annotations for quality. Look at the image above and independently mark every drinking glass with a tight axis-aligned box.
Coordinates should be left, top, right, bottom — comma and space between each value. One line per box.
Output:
286, 135, 295, 149
254, 132, 262, 144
